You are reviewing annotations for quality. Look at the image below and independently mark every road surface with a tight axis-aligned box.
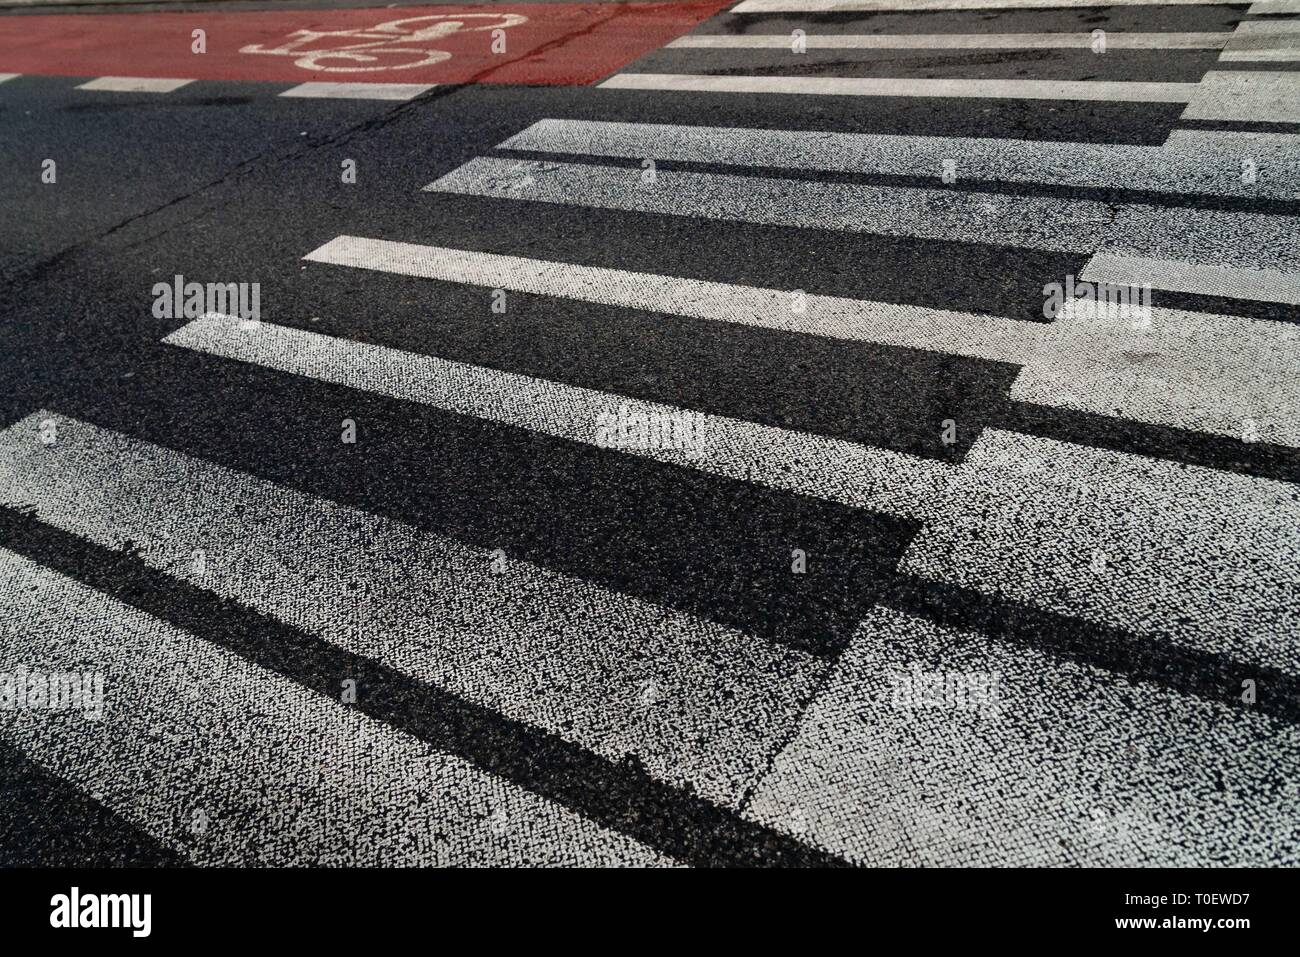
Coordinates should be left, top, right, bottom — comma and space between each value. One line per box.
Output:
0, 0, 1298, 867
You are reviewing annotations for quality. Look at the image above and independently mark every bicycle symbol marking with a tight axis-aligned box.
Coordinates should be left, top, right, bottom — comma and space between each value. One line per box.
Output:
239, 14, 529, 73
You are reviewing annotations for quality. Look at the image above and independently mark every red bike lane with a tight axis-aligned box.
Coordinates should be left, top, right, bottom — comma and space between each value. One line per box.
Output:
0, 2, 730, 86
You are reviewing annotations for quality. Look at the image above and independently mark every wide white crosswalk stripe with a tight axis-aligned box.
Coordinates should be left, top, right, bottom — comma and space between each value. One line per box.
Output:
0, 411, 827, 810
0, 547, 670, 866
1083, 251, 1300, 307
279, 82, 436, 101
305, 236, 1300, 446
1220, 21, 1300, 62
1011, 299, 1300, 446
163, 318, 1300, 671
500, 119, 1300, 200
668, 33, 1231, 50
75, 77, 193, 93
746, 606, 1300, 866
733, 0, 1261, 9
598, 73, 1199, 102
163, 314, 949, 518
903, 429, 1300, 673
426, 157, 1300, 275
1182, 70, 1300, 124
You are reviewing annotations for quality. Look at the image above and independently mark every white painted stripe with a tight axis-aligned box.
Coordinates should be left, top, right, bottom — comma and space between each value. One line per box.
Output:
1220, 21, 1300, 62
426, 157, 1300, 273
902, 429, 1300, 673
76, 76, 193, 93
500, 118, 1300, 199
0, 74, 18, 84
1011, 297, 1300, 446
279, 81, 436, 101
1249, 0, 1300, 11
598, 72, 1198, 102
1182, 70, 1300, 124
304, 236, 1300, 447
748, 607, 1300, 866
1083, 251, 1300, 306
0, 546, 668, 866
0, 411, 827, 810
428, 156, 1111, 252
668, 32, 1230, 50
734, 0, 1245, 9
163, 314, 949, 517
161, 320, 1300, 669
305, 234, 1033, 365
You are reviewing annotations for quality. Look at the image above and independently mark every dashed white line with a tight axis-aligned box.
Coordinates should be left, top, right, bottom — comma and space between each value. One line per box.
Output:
279, 81, 436, 101
75, 76, 194, 93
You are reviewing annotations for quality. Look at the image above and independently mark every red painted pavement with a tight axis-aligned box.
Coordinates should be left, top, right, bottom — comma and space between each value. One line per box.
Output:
0, 3, 729, 86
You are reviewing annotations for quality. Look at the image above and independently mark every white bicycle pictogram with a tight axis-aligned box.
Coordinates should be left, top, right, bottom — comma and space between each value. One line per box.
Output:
239, 13, 529, 73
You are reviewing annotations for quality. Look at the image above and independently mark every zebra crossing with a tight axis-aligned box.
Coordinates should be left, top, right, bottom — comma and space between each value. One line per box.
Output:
2, 0, 1299, 868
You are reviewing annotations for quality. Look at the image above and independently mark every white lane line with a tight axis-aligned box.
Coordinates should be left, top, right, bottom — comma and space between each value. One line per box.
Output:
1220, 21, 1300, 62
902, 429, 1300, 673
163, 314, 949, 518
305, 234, 1033, 365
747, 607, 1300, 867
0, 74, 18, 84
0, 410, 827, 810
304, 236, 1300, 447
165, 314, 1300, 670
733, 0, 1248, 9
161, 317, 1300, 671
500, 118, 1300, 200
425, 157, 1300, 274
598, 72, 1199, 102
279, 81, 436, 101
668, 33, 1231, 50
75, 76, 194, 93
0, 546, 668, 866
1182, 70, 1300, 124
1082, 251, 1300, 307
428, 156, 1111, 252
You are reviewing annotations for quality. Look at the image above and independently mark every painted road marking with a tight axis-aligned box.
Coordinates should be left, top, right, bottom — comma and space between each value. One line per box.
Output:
747, 606, 1300, 866
162, 313, 949, 519
500, 118, 1300, 200
1082, 252, 1300, 307
0, 73, 17, 84
279, 81, 436, 100
161, 317, 1300, 672
668, 33, 1232, 50
1182, 70, 1300, 123
425, 157, 1300, 277
597, 73, 1199, 102
0, 546, 667, 866
901, 429, 1300, 673
0, 4, 732, 87
76, 76, 193, 93
0, 410, 826, 809
1220, 21, 1300, 62
304, 236, 1300, 447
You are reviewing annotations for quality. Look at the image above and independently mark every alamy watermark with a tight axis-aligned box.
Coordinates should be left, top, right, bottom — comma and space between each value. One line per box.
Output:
890, 664, 1002, 714
0, 668, 104, 720
1043, 275, 1152, 326
152, 274, 261, 322
595, 404, 706, 457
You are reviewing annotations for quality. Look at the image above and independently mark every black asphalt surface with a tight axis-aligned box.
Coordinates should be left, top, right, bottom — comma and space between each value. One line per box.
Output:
1, 0, 1298, 867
